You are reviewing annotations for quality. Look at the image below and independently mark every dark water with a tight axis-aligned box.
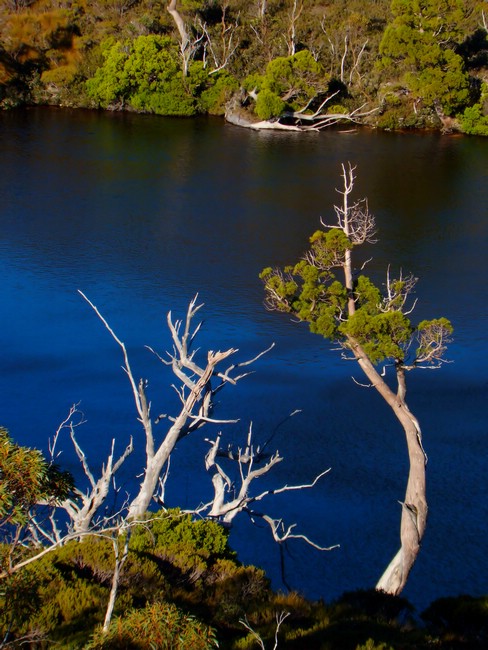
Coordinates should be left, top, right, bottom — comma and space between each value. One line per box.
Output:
0, 107, 487, 610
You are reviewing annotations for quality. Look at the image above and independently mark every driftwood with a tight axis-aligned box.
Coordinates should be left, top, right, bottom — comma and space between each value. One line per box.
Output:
225, 91, 378, 132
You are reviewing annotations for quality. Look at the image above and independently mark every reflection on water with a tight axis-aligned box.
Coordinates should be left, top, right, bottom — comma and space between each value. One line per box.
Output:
0, 107, 487, 609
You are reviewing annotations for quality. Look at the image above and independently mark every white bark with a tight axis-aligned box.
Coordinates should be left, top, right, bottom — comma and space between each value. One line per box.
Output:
226, 94, 379, 132
103, 527, 131, 633
80, 292, 273, 521
286, 0, 303, 56
262, 164, 450, 594
200, 5, 240, 75
61, 433, 133, 534
41, 404, 133, 535
347, 337, 427, 594
240, 611, 290, 650
200, 427, 337, 552
167, 0, 204, 76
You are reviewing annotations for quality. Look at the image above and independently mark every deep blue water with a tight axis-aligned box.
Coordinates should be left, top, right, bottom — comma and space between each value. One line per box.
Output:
0, 107, 487, 610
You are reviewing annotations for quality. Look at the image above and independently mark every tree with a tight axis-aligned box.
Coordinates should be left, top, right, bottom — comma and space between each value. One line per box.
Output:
228, 49, 377, 130
65, 292, 335, 579
379, 0, 471, 116
260, 164, 453, 595
78, 291, 331, 544
167, 0, 206, 77
1, 295, 335, 644
51, 405, 134, 536
243, 49, 330, 118
0, 428, 73, 532
318, 1, 384, 91
86, 35, 198, 115
0, 426, 75, 591
201, 425, 335, 551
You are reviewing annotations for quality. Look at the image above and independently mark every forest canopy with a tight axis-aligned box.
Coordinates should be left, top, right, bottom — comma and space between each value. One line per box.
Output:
1, 0, 488, 133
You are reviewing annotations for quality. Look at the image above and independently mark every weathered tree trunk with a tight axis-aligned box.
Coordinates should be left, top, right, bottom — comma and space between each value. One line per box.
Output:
103, 529, 130, 633
225, 93, 378, 132
261, 164, 451, 596
167, 0, 191, 76
61, 435, 133, 535
336, 165, 427, 594
127, 348, 232, 520
348, 338, 427, 595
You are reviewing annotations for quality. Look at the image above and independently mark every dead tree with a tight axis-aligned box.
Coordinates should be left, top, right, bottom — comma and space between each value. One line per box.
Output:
200, 3, 240, 74
285, 0, 304, 56
226, 101, 378, 131
320, 17, 369, 87
240, 611, 290, 650
198, 425, 337, 552
79, 292, 273, 520
167, 0, 204, 76
40, 403, 134, 536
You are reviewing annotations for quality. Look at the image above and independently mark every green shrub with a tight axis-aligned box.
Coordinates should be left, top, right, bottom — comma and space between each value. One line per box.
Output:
131, 510, 235, 564
356, 640, 394, 650
41, 64, 77, 86
199, 71, 239, 115
85, 35, 198, 116
459, 103, 488, 135
255, 88, 285, 120
329, 589, 413, 625
0, 428, 73, 527
87, 601, 218, 650
422, 594, 488, 642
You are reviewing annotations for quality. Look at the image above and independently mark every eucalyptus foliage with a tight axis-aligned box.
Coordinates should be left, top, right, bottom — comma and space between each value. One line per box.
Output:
0, 427, 73, 529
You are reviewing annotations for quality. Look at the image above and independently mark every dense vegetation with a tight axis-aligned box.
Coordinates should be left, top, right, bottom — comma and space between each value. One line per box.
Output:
3, 502, 488, 649
1, 0, 487, 133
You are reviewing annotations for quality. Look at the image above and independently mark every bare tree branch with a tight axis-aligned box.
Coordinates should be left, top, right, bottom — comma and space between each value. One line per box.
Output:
79, 293, 273, 520
240, 611, 291, 650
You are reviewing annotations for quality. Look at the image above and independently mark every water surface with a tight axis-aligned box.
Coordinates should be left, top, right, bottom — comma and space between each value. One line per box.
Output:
0, 107, 487, 609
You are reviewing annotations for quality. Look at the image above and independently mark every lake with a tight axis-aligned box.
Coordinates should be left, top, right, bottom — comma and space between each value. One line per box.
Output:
0, 107, 487, 611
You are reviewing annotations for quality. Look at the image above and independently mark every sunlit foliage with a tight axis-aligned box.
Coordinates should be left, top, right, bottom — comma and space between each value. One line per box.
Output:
0, 427, 73, 529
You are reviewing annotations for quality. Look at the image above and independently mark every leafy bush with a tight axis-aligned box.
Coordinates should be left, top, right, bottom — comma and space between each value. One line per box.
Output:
86, 35, 197, 115
254, 88, 285, 120
1, 544, 111, 648
328, 589, 413, 625
87, 601, 218, 650
130, 509, 236, 567
41, 64, 77, 86
422, 594, 488, 644
199, 70, 239, 115
459, 103, 488, 135
0, 428, 73, 528
356, 640, 394, 650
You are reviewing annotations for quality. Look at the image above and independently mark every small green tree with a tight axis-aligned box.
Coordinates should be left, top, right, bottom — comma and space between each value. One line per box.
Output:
260, 164, 452, 596
85, 37, 131, 109
460, 103, 488, 135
